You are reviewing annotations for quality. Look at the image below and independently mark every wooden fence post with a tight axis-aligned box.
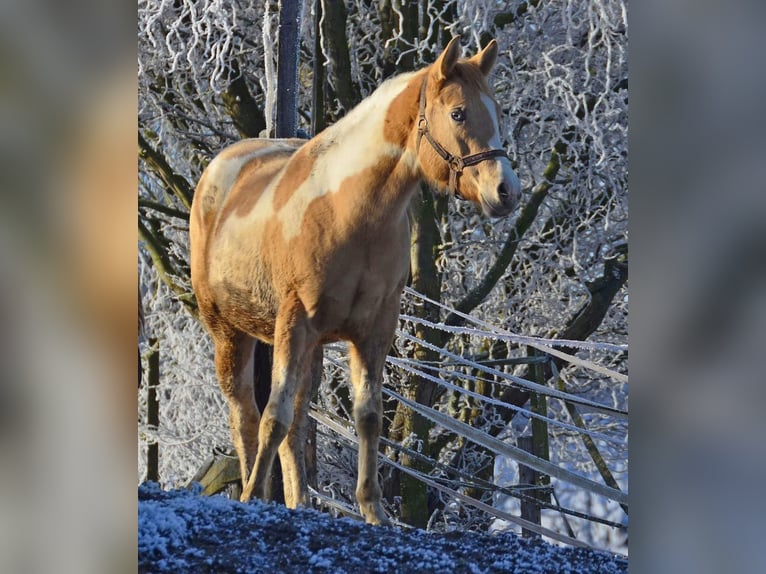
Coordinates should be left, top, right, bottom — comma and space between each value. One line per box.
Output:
146, 337, 160, 483
518, 348, 553, 538
517, 435, 540, 538
529, 348, 550, 488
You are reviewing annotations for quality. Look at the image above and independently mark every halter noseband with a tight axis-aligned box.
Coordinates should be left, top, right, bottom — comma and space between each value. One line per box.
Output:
416, 75, 509, 196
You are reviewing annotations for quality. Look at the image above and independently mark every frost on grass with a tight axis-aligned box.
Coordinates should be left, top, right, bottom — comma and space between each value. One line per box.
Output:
138, 484, 628, 574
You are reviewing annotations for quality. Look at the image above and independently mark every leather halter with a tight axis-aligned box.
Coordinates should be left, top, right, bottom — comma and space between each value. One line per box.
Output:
416, 75, 509, 195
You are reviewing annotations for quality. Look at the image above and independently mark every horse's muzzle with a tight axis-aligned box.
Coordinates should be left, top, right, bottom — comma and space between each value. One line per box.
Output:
483, 171, 520, 217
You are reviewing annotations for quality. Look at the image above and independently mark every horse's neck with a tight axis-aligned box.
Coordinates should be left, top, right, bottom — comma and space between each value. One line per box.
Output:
327, 71, 418, 138
313, 72, 422, 214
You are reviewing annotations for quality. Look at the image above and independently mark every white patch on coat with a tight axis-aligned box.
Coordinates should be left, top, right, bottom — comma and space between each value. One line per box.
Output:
200, 151, 259, 209
479, 92, 521, 199
480, 93, 503, 149
206, 145, 298, 288
273, 73, 417, 240
209, 72, 418, 289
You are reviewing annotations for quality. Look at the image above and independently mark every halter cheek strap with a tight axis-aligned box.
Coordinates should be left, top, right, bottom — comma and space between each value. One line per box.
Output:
416, 76, 509, 195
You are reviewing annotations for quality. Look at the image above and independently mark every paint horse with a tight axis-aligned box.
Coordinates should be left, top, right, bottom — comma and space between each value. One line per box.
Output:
189, 37, 521, 525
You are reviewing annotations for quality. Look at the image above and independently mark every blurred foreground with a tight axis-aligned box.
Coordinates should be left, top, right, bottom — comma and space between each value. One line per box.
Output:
1, 1, 136, 572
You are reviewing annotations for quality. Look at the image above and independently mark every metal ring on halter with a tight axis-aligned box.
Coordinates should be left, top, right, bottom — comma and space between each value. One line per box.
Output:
448, 156, 464, 174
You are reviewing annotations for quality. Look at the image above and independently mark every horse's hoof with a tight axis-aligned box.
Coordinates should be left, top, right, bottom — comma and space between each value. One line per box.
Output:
240, 481, 256, 503
360, 502, 391, 526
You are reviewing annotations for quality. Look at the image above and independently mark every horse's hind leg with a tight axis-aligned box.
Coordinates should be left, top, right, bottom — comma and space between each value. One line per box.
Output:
242, 293, 314, 503
212, 330, 259, 490
278, 346, 323, 508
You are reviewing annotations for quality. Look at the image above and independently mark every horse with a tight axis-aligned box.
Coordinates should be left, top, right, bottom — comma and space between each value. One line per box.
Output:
189, 36, 521, 525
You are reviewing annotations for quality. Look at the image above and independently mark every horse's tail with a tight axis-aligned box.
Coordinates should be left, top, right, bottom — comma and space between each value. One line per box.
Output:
252, 340, 273, 412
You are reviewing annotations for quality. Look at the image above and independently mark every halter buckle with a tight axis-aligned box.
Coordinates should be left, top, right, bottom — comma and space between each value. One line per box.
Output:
448, 156, 464, 174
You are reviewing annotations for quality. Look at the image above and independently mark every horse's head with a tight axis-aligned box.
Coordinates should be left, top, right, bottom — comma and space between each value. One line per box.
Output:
416, 37, 520, 217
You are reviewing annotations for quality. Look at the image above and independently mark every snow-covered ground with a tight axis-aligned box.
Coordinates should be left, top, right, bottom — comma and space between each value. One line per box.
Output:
139, 483, 628, 573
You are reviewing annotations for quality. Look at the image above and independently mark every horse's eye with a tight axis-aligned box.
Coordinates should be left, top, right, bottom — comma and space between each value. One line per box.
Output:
450, 109, 465, 122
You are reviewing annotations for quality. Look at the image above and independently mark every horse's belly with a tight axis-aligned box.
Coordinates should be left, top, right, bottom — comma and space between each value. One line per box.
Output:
307, 258, 409, 343
207, 242, 279, 342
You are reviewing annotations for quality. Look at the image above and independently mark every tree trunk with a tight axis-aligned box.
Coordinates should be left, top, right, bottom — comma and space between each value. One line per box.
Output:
222, 60, 267, 138
321, 0, 359, 119
311, 0, 326, 136
395, 184, 443, 528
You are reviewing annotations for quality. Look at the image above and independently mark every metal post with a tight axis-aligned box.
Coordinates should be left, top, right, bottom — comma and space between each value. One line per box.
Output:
275, 0, 302, 138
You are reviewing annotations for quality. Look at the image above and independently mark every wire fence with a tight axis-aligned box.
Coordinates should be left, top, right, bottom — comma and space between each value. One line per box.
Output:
139, 286, 628, 552
308, 288, 627, 550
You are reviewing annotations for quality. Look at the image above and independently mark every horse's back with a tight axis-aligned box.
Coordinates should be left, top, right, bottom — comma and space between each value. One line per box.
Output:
190, 138, 305, 339
191, 138, 305, 233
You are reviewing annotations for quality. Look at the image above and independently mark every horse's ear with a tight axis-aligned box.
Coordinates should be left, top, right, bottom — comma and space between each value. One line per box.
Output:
432, 36, 461, 83
469, 39, 498, 76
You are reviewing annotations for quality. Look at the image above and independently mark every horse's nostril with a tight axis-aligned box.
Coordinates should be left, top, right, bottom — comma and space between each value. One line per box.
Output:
497, 182, 509, 201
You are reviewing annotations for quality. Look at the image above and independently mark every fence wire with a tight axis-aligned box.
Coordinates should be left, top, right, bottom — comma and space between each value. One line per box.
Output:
139, 282, 628, 551
309, 288, 628, 547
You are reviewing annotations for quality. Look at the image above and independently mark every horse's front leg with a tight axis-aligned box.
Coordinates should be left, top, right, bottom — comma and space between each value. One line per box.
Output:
277, 346, 323, 508
241, 293, 313, 503
349, 305, 398, 526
